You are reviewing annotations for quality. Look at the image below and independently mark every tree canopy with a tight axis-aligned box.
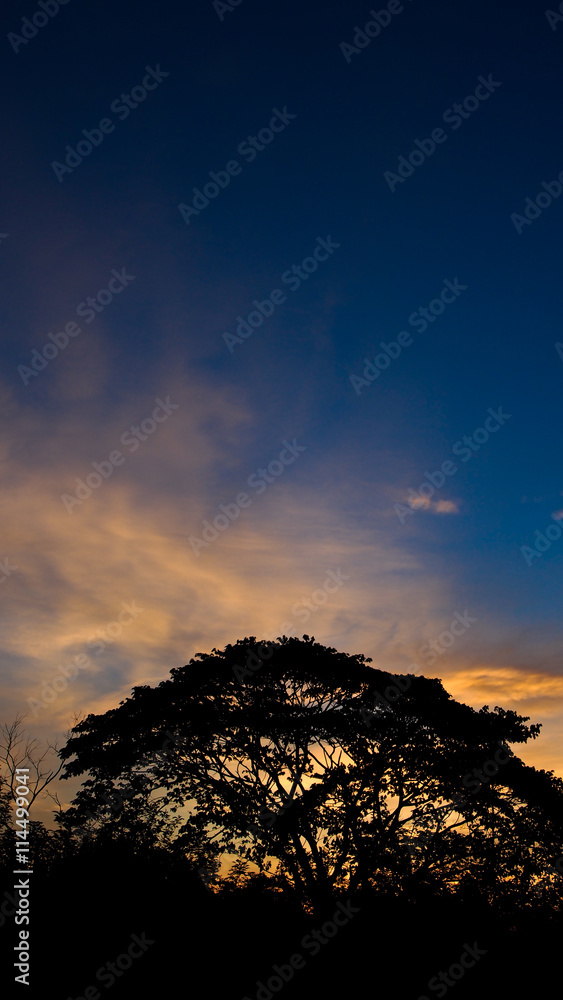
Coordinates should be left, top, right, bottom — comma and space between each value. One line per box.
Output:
58, 635, 563, 914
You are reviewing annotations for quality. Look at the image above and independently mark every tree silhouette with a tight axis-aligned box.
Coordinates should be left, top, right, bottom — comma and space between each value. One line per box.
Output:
0, 716, 63, 808
58, 635, 563, 915
0, 718, 69, 874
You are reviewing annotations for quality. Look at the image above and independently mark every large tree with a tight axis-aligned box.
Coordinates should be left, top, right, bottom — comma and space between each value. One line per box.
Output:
58, 635, 563, 913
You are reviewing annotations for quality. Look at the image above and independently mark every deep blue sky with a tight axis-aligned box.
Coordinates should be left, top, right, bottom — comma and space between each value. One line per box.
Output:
2, 0, 563, 808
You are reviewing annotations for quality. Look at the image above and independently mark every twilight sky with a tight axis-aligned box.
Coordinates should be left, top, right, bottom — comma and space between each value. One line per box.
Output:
2, 0, 563, 820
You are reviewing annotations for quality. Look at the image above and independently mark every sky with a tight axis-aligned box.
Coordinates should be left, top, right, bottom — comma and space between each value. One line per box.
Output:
1, 0, 563, 822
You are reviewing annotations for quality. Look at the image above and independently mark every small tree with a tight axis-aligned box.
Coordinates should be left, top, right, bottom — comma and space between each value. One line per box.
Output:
0, 716, 64, 809
0, 718, 70, 874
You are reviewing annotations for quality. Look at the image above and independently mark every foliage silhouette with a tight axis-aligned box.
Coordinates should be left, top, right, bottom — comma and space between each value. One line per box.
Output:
58, 635, 563, 918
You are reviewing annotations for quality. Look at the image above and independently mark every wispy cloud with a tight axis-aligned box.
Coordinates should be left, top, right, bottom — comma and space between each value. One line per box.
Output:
407, 497, 459, 514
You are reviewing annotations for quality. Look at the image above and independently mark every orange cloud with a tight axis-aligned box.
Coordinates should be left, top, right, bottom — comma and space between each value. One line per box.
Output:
434, 499, 459, 514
